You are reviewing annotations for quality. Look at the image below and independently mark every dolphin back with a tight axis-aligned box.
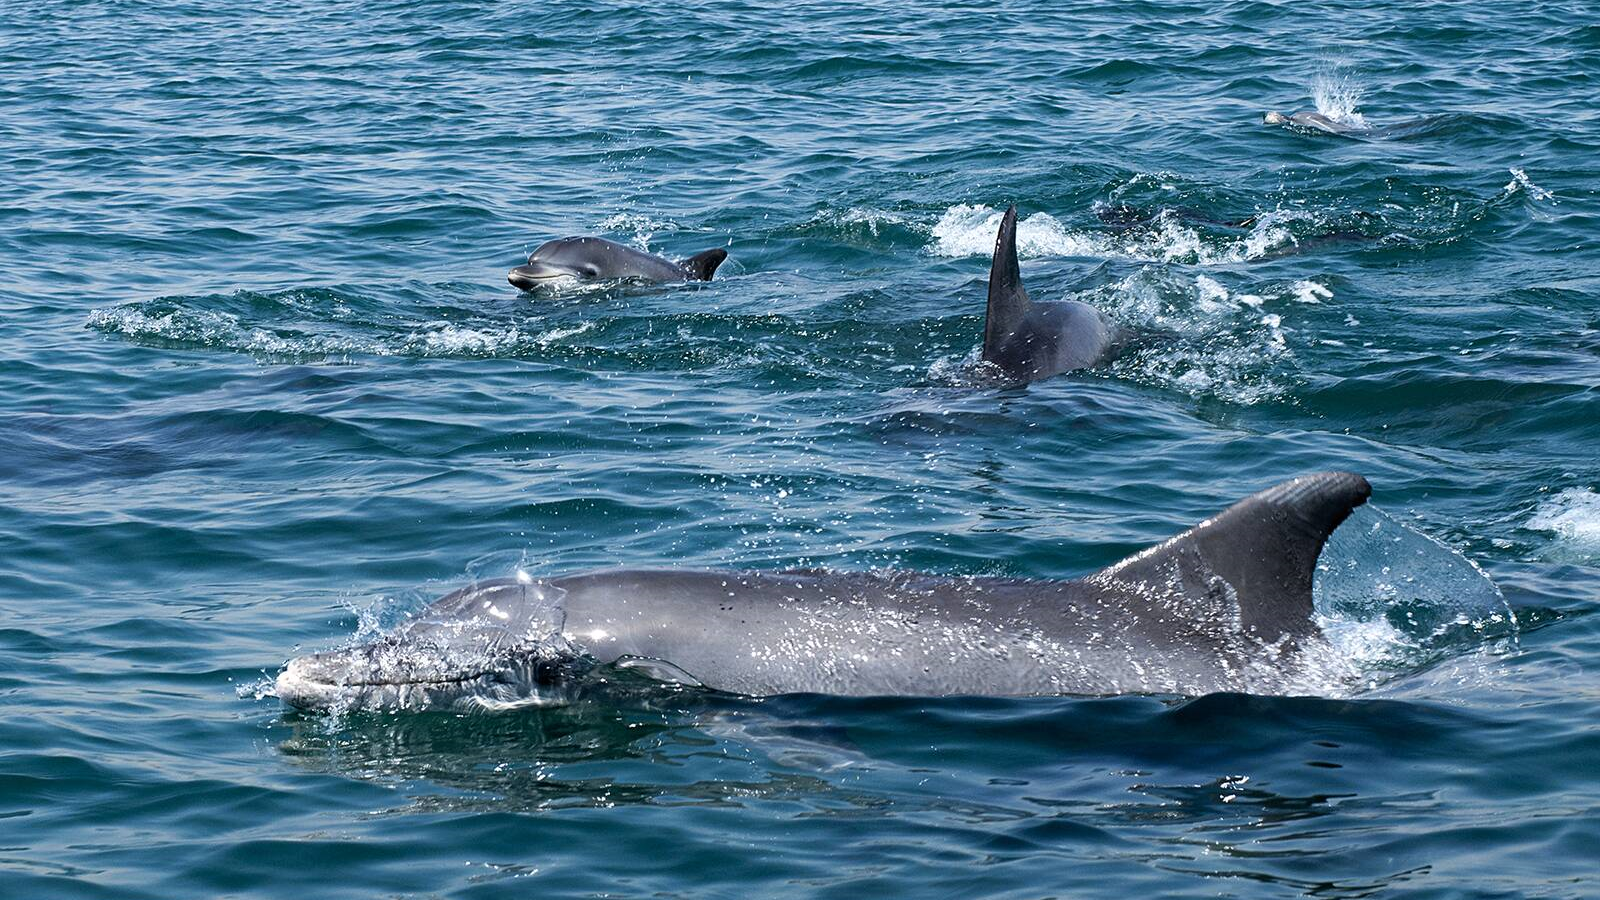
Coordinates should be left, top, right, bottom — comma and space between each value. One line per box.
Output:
980, 204, 1120, 380
680, 248, 728, 281
1089, 472, 1372, 643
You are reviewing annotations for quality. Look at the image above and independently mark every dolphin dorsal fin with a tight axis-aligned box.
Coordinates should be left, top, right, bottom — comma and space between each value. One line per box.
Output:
983, 205, 1032, 362
1091, 472, 1372, 642
681, 248, 728, 281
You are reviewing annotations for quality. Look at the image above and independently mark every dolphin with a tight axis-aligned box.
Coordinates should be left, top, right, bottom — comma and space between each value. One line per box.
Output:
1264, 110, 1450, 139
1263, 110, 1357, 135
276, 471, 1373, 712
980, 205, 1124, 382
508, 236, 727, 291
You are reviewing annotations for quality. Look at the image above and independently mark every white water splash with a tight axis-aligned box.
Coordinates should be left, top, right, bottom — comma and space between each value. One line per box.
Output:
927, 204, 1299, 266
1310, 68, 1368, 126
88, 303, 597, 359
400, 321, 594, 355
1528, 488, 1600, 558
1193, 275, 1231, 312
595, 212, 682, 248
1090, 269, 1310, 405
236, 676, 281, 701
1291, 280, 1333, 304
930, 204, 1105, 258
1504, 168, 1555, 203
402, 324, 524, 355
86, 306, 365, 358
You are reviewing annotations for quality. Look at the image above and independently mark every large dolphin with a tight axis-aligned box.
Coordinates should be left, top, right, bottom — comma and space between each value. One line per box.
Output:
276, 472, 1372, 712
508, 236, 727, 291
981, 205, 1124, 382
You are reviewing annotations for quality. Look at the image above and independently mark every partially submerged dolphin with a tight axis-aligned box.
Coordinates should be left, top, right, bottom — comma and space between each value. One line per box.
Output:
508, 236, 727, 291
1264, 110, 1449, 139
1264, 110, 1358, 135
276, 472, 1372, 712
981, 205, 1124, 382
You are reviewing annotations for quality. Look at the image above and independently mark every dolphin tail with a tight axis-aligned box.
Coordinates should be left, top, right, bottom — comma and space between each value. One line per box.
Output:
681, 248, 728, 281
983, 205, 1032, 362
1092, 472, 1372, 643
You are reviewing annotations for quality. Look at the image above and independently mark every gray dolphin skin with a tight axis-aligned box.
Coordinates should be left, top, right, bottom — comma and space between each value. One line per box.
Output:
1263, 110, 1357, 135
1264, 110, 1448, 139
277, 472, 1372, 712
508, 236, 727, 290
981, 205, 1123, 382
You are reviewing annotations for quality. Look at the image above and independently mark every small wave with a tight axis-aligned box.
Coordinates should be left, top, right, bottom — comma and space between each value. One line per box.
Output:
1291, 280, 1333, 304
1503, 168, 1556, 203
1528, 488, 1600, 558
1301, 505, 1515, 694
86, 305, 368, 358
805, 206, 917, 238
784, 205, 939, 251
87, 294, 599, 360
400, 321, 594, 356
1318, 506, 1509, 626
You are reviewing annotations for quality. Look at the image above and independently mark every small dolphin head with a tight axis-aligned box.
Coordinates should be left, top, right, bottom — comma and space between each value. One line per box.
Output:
1263, 111, 1290, 125
276, 579, 580, 713
508, 237, 612, 290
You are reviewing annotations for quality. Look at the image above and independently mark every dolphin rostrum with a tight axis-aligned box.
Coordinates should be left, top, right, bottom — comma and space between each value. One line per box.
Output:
981, 205, 1123, 382
508, 236, 727, 291
276, 472, 1373, 712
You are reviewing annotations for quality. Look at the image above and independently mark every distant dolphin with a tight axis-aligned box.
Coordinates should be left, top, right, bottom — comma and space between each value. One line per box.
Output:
508, 236, 727, 291
276, 471, 1373, 712
1263, 110, 1358, 135
981, 205, 1124, 382
1264, 110, 1450, 139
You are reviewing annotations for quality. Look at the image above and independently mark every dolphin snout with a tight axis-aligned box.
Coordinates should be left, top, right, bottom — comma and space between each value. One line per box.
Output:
508, 265, 543, 291
275, 651, 348, 710
508, 262, 575, 291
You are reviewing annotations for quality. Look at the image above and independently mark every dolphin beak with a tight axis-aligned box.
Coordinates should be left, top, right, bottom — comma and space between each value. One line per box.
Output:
275, 651, 348, 710
508, 262, 574, 291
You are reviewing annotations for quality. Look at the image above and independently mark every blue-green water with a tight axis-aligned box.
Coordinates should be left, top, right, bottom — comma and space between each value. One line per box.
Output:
4, 1, 1599, 896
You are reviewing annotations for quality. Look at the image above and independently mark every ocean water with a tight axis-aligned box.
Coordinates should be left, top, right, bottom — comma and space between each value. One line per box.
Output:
3, 0, 1599, 896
